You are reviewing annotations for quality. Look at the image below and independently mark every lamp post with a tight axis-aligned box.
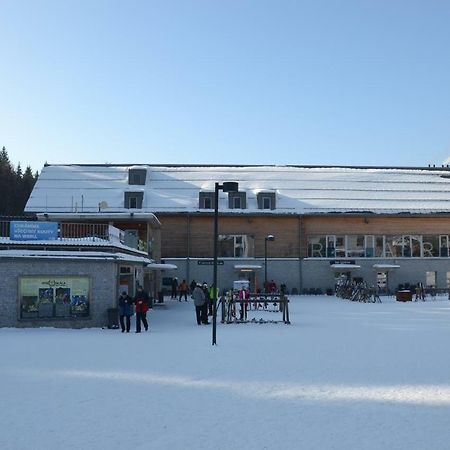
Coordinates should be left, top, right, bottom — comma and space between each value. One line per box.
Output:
212, 181, 239, 346
264, 234, 275, 293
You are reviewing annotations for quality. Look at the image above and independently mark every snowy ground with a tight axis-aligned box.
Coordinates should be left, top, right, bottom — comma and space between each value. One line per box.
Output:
2, 295, 450, 450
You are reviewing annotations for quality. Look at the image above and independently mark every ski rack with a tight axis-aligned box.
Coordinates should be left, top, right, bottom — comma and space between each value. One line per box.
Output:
221, 293, 290, 324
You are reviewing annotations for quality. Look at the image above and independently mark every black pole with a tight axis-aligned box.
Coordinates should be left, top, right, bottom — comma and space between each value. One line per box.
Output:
212, 182, 219, 345
264, 238, 268, 293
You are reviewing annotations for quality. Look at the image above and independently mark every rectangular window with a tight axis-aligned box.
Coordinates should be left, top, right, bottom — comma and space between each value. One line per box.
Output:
347, 235, 365, 257
199, 192, 215, 209
128, 169, 147, 185
308, 236, 326, 257
385, 235, 402, 257
335, 235, 346, 257
19, 276, 90, 320
124, 192, 143, 209
365, 235, 374, 257
257, 192, 276, 210
375, 236, 384, 257
228, 192, 246, 209
440, 235, 449, 257
326, 235, 336, 258
426, 271, 437, 288
218, 235, 255, 257
423, 235, 439, 257
405, 235, 421, 257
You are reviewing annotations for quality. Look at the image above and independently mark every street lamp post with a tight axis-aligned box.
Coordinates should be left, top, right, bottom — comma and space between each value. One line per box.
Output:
264, 234, 275, 293
212, 181, 239, 346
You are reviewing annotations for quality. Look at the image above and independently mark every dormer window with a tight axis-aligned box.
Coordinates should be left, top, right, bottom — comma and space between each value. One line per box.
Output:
257, 192, 276, 210
199, 192, 215, 209
128, 168, 147, 185
228, 191, 246, 209
124, 192, 144, 209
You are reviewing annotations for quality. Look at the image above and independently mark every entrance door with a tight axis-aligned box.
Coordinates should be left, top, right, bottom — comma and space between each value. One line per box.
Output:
377, 272, 387, 294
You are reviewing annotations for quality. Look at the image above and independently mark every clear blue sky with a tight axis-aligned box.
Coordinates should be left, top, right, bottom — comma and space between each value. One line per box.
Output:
1, 0, 450, 172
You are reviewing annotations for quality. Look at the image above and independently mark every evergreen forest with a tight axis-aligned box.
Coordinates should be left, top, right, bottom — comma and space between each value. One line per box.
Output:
0, 147, 39, 216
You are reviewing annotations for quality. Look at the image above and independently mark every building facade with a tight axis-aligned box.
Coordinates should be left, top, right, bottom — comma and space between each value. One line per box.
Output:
24, 164, 450, 294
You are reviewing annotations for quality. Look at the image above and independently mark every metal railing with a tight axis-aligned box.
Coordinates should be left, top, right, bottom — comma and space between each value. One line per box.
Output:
0, 221, 143, 249
59, 223, 110, 241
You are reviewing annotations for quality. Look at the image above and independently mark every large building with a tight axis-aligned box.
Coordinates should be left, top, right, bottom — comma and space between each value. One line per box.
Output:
25, 163, 450, 294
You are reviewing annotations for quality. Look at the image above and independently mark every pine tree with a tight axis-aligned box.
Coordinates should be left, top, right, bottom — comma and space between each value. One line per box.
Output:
0, 147, 38, 216
0, 147, 15, 215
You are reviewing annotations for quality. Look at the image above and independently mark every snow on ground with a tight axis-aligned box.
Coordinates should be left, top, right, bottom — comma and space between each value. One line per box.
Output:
1, 295, 450, 450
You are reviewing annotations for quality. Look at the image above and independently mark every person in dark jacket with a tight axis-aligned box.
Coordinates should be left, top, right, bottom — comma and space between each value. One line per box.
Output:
118, 291, 133, 333
171, 278, 178, 299
192, 283, 209, 325
134, 286, 150, 333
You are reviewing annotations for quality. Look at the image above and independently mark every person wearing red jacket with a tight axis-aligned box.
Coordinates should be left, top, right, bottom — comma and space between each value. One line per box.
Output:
134, 286, 150, 333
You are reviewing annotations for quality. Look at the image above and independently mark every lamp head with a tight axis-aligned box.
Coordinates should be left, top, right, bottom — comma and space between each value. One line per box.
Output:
221, 182, 239, 193
266, 234, 275, 241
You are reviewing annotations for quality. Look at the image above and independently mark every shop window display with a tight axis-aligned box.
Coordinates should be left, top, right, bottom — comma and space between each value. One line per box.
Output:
20, 277, 90, 320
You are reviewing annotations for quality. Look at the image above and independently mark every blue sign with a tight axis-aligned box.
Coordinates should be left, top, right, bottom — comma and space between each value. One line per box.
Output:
10, 221, 58, 241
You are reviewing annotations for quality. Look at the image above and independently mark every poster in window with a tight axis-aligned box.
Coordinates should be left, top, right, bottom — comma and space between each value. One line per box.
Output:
19, 277, 90, 319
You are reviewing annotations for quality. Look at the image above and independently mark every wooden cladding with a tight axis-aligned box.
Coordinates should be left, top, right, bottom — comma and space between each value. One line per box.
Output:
159, 213, 450, 259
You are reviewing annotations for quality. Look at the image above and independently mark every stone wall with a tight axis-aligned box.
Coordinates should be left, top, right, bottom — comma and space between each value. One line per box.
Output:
0, 258, 118, 328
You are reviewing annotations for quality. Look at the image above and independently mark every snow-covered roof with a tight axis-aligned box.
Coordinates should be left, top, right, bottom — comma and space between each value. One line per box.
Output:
0, 236, 148, 256
25, 164, 450, 215
0, 249, 152, 264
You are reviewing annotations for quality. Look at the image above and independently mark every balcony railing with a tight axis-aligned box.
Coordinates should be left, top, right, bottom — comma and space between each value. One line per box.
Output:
0, 221, 149, 251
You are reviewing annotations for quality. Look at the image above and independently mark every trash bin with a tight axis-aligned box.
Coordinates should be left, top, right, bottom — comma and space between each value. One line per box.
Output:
157, 291, 164, 303
396, 290, 412, 302
107, 308, 119, 329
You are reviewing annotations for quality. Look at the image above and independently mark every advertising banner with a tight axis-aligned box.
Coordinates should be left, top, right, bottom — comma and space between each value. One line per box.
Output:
10, 221, 58, 241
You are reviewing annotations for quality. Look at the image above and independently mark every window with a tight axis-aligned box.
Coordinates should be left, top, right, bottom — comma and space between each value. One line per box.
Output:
347, 235, 365, 257
365, 235, 375, 257
128, 168, 147, 185
199, 192, 215, 209
228, 192, 247, 209
440, 235, 449, 257
124, 192, 143, 209
19, 276, 90, 319
423, 235, 439, 257
403, 235, 421, 257
257, 192, 276, 210
218, 235, 255, 257
326, 235, 336, 257
385, 236, 403, 257
426, 271, 437, 288
308, 236, 326, 257
335, 235, 346, 257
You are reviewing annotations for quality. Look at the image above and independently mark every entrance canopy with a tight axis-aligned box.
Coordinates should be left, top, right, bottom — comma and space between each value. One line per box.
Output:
372, 264, 400, 270
145, 263, 177, 270
330, 263, 361, 270
234, 264, 262, 271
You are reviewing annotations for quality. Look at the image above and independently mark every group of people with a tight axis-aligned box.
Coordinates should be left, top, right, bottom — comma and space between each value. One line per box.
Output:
118, 286, 150, 333
170, 278, 189, 301
191, 282, 215, 325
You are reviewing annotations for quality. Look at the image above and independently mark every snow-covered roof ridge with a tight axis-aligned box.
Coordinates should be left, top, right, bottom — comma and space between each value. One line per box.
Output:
26, 164, 450, 215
